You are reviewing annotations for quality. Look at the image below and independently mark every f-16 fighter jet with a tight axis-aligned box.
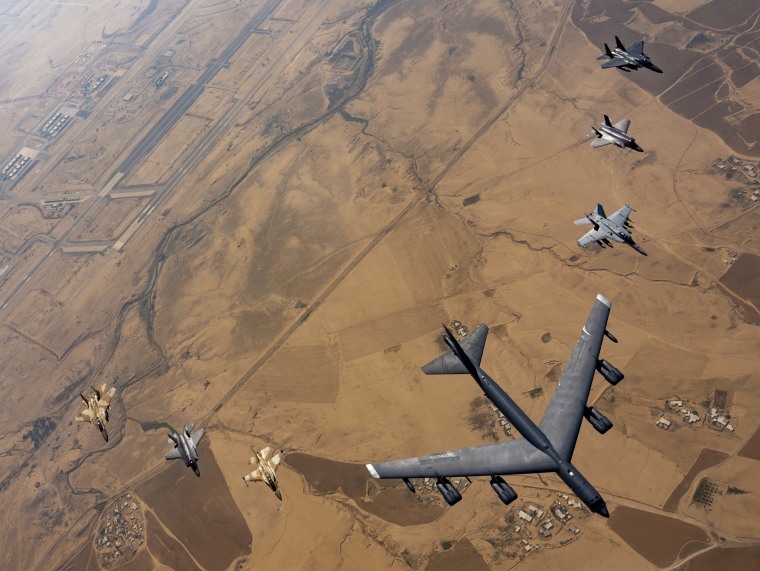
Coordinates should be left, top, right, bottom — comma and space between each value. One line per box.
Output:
165, 424, 205, 476
242, 446, 286, 500
587, 115, 643, 152
367, 295, 627, 518
598, 36, 662, 73
76, 384, 116, 442
575, 203, 647, 256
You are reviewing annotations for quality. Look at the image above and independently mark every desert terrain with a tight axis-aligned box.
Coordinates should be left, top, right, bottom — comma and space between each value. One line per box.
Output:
0, 0, 758, 569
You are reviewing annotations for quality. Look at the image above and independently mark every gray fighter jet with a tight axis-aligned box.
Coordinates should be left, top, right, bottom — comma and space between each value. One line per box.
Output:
587, 115, 643, 152
165, 424, 205, 476
575, 203, 647, 256
366, 295, 626, 517
598, 36, 662, 73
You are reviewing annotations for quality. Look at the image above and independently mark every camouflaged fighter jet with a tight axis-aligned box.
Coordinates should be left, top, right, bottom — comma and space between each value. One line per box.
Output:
76, 384, 116, 442
242, 446, 286, 500
575, 203, 647, 256
165, 424, 205, 476
598, 36, 662, 73
587, 115, 643, 152
367, 295, 627, 518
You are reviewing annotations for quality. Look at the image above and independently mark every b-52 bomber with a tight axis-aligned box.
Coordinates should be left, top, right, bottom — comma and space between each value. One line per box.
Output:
165, 424, 205, 476
598, 36, 662, 73
366, 295, 626, 517
588, 115, 643, 152
575, 203, 647, 256
242, 446, 286, 500
76, 384, 116, 442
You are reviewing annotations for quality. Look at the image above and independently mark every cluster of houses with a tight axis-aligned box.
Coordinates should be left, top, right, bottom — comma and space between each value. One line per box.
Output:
95, 493, 145, 568
655, 397, 735, 433
709, 408, 734, 432
512, 496, 583, 553
489, 404, 513, 437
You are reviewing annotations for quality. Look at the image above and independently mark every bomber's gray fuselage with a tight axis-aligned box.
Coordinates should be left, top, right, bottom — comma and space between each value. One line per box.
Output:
444, 331, 609, 516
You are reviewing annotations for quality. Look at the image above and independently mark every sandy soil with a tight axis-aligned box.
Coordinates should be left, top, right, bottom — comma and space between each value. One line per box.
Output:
609, 506, 711, 566
0, 0, 758, 570
135, 440, 251, 571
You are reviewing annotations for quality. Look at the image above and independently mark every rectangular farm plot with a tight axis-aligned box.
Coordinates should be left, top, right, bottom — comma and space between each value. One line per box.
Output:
250, 344, 340, 403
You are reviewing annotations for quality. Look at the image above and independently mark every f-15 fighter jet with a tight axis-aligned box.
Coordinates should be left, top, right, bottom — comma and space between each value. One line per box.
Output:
165, 424, 205, 476
588, 115, 643, 152
598, 36, 662, 73
242, 446, 286, 500
76, 384, 116, 442
575, 203, 647, 256
367, 295, 626, 517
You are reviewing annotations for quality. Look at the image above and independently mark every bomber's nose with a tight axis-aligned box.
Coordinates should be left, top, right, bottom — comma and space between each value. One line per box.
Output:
598, 503, 610, 518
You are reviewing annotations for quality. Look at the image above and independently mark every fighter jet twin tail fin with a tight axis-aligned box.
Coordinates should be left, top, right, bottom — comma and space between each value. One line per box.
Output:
574, 204, 606, 226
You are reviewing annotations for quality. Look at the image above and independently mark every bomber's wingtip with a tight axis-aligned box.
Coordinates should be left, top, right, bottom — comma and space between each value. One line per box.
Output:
366, 464, 380, 478
420, 361, 436, 375
596, 293, 611, 308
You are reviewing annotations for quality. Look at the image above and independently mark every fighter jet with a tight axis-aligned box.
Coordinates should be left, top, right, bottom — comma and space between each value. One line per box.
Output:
598, 36, 662, 73
367, 295, 626, 518
75, 384, 116, 442
587, 115, 643, 152
165, 424, 205, 476
575, 203, 647, 256
242, 446, 286, 500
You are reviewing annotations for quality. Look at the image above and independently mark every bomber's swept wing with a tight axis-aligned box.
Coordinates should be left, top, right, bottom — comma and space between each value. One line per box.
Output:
607, 205, 634, 227
627, 40, 645, 56
367, 438, 556, 480
538, 295, 611, 460
613, 119, 631, 133
601, 57, 627, 69
421, 324, 488, 375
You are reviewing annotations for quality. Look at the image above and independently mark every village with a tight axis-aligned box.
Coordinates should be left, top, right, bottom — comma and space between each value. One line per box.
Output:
655, 388, 736, 434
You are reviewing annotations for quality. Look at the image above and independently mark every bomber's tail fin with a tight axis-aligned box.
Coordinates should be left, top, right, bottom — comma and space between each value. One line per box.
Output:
615, 36, 625, 50
595, 204, 607, 218
421, 324, 488, 376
